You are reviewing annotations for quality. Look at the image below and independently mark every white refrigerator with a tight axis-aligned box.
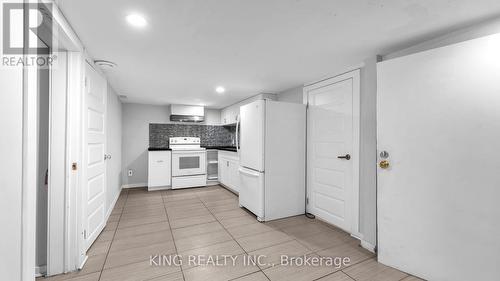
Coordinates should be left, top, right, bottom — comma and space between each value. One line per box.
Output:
238, 99, 306, 221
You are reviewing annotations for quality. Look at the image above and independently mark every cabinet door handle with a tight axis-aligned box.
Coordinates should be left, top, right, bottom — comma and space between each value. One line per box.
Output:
227, 161, 229, 167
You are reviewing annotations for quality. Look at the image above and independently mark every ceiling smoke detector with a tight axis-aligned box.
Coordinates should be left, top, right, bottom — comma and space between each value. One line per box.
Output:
94, 60, 117, 70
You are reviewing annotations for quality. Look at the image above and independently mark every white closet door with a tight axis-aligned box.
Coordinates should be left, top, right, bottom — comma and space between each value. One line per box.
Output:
305, 70, 360, 234
377, 34, 500, 281
83, 62, 107, 250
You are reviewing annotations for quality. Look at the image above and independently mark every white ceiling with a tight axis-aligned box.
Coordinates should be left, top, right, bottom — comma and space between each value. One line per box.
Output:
59, 0, 500, 108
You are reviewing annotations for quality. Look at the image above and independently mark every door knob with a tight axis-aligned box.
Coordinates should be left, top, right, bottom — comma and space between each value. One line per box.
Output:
379, 160, 390, 169
337, 154, 351, 160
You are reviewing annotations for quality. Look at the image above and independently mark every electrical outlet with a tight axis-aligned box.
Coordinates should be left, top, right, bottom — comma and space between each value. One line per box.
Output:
128, 169, 133, 177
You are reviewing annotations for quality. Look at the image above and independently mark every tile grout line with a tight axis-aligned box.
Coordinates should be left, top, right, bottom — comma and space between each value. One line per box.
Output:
97, 191, 176, 278
172, 192, 239, 272
341, 269, 358, 281
197, 186, 271, 281
65, 186, 413, 281
92, 187, 376, 281
339, 257, 378, 281
98, 188, 128, 281
313, 270, 357, 281
113, 218, 170, 231
162, 190, 187, 281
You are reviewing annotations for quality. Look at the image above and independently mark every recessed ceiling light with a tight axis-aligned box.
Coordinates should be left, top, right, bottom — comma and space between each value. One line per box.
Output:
126, 14, 147, 28
215, 86, 225, 94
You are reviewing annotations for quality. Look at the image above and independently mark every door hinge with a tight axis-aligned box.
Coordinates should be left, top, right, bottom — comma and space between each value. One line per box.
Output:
72, 162, 77, 171
306, 197, 309, 205
83, 230, 87, 239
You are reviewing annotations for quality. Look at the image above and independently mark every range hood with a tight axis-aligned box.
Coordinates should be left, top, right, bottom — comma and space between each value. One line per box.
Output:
170, 105, 205, 122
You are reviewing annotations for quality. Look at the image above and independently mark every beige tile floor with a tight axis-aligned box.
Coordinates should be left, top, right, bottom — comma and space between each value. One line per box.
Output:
39, 185, 424, 281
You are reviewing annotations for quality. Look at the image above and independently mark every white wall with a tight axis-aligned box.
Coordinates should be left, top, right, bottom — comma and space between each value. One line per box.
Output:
277, 87, 303, 103
384, 17, 500, 60
358, 57, 378, 247
222, 93, 277, 110
0, 67, 24, 280
203, 108, 221, 125
106, 85, 123, 211
121, 103, 220, 186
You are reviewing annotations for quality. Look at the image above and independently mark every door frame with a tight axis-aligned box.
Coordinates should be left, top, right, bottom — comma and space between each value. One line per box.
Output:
303, 69, 361, 238
47, 5, 86, 276
22, 1, 86, 277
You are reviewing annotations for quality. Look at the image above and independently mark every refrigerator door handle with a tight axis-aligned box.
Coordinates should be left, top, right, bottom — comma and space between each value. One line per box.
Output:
236, 113, 240, 157
238, 167, 259, 177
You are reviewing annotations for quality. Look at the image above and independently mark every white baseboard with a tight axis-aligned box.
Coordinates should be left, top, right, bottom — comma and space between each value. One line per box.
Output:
360, 239, 377, 253
219, 183, 239, 195
313, 217, 377, 254
78, 255, 88, 270
206, 180, 220, 186
35, 265, 46, 277
121, 182, 147, 189
148, 185, 171, 191
104, 187, 122, 223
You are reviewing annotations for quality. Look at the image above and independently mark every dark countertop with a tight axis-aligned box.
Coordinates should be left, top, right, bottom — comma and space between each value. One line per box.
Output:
148, 146, 237, 152
202, 146, 238, 152
148, 147, 171, 151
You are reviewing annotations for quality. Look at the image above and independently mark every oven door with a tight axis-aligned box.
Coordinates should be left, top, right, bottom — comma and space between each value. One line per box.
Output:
172, 150, 206, 176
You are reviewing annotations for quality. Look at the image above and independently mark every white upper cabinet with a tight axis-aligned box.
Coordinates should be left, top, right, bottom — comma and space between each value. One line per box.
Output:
220, 104, 240, 125
231, 106, 240, 123
220, 93, 278, 125
220, 108, 229, 125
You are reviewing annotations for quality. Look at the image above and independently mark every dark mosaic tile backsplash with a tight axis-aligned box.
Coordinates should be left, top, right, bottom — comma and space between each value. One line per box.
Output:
149, 123, 236, 148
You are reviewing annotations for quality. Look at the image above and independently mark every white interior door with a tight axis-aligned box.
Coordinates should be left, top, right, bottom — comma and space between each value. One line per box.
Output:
83, 62, 107, 250
377, 34, 500, 281
305, 70, 360, 234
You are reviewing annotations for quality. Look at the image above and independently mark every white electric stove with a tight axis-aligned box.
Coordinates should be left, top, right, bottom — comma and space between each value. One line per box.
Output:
170, 137, 207, 189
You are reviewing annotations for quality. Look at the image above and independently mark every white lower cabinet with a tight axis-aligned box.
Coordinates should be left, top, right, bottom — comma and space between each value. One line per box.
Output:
148, 151, 171, 190
218, 151, 240, 193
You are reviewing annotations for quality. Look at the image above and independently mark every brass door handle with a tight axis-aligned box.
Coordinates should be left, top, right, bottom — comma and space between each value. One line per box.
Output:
379, 160, 390, 169
337, 154, 351, 160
